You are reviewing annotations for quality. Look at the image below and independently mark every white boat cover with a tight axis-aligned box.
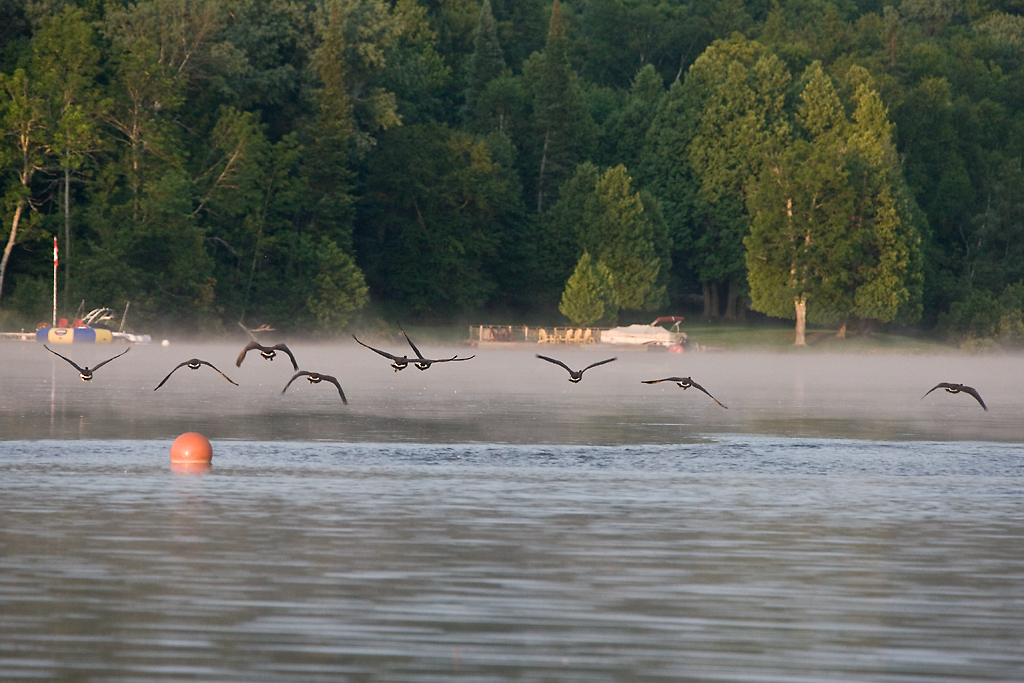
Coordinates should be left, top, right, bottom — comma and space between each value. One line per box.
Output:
600, 324, 677, 345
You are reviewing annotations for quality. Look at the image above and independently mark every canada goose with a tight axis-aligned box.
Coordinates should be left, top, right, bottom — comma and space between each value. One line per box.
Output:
154, 359, 238, 390
641, 377, 728, 408
400, 325, 474, 370
282, 371, 347, 404
236, 341, 298, 371
536, 354, 616, 383
45, 345, 129, 381
921, 383, 987, 410
353, 335, 412, 371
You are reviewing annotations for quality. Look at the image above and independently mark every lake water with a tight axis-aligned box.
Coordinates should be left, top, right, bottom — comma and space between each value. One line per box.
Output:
1, 339, 1023, 681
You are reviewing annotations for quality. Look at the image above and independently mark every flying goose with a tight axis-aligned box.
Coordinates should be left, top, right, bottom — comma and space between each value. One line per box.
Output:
536, 354, 616, 383
641, 376, 728, 408
236, 341, 298, 371
921, 383, 987, 410
282, 371, 347, 404
353, 335, 412, 371
45, 345, 129, 381
400, 325, 474, 370
154, 359, 238, 390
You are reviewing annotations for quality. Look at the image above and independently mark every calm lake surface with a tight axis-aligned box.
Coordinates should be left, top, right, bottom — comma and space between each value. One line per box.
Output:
1, 340, 1023, 681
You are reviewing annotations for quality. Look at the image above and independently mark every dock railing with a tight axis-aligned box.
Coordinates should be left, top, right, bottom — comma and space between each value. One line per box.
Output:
469, 325, 603, 344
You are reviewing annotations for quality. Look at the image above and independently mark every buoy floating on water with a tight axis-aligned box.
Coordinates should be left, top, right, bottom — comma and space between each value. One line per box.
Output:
170, 432, 212, 473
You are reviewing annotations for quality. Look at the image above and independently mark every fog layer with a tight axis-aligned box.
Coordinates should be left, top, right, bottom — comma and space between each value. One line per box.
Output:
2, 339, 1021, 443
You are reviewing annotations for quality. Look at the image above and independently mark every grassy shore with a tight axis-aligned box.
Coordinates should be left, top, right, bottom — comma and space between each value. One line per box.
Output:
1, 309, 956, 353
675, 322, 953, 353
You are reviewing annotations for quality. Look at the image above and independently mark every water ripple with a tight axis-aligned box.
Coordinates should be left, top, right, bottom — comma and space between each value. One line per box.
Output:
1, 437, 1023, 681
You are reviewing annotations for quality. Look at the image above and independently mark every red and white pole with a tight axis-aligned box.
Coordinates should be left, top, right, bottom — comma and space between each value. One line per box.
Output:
52, 236, 58, 328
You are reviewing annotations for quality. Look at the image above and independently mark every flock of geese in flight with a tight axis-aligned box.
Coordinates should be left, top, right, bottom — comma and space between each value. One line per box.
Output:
42, 327, 989, 411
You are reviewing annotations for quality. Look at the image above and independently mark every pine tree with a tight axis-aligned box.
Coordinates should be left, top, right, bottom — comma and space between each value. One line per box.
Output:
640, 79, 699, 310
598, 64, 665, 171
464, 0, 506, 128
526, 0, 595, 212
559, 251, 616, 325
305, 0, 356, 250
581, 165, 668, 312
533, 162, 601, 305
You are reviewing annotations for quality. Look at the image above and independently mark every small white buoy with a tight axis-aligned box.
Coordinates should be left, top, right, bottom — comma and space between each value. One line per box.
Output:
161, 339, 170, 347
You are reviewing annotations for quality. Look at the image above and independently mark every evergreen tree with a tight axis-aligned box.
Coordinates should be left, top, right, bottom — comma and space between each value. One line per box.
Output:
534, 162, 601, 305
639, 79, 698, 310
559, 251, 616, 325
491, 0, 547, 75
463, 0, 506, 128
356, 123, 521, 317
597, 64, 665, 171
580, 165, 668, 312
687, 38, 791, 318
744, 67, 854, 344
524, 0, 595, 212
745, 63, 923, 344
643, 36, 791, 319
306, 235, 369, 332
305, 0, 357, 251
377, 0, 450, 126
843, 72, 924, 328
542, 163, 668, 314
275, 0, 369, 332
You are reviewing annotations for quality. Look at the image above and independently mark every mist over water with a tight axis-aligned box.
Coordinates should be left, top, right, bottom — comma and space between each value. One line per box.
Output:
2, 339, 1023, 442
2, 339, 1023, 681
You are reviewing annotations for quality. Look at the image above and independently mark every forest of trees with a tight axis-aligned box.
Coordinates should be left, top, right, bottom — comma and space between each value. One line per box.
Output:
2, 0, 1024, 343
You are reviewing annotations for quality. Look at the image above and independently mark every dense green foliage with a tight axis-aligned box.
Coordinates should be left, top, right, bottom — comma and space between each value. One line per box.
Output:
744, 61, 924, 342
559, 250, 615, 324
1, 0, 1023, 341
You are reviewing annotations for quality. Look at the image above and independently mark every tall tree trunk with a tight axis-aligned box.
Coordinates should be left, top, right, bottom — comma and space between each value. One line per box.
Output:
0, 202, 25, 307
702, 282, 720, 318
63, 163, 71, 306
536, 129, 550, 213
240, 225, 264, 324
794, 294, 807, 346
725, 280, 739, 319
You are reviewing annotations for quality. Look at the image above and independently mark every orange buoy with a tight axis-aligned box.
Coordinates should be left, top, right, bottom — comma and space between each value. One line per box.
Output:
170, 432, 213, 465
170, 461, 212, 474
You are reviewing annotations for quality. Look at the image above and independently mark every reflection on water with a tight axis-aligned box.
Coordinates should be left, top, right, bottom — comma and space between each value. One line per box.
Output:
2, 341, 1024, 443
0, 439, 1022, 681
2, 341, 1024, 680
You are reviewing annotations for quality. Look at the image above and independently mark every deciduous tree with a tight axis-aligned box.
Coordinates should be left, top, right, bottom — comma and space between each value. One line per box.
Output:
32, 6, 103, 304
0, 68, 48, 308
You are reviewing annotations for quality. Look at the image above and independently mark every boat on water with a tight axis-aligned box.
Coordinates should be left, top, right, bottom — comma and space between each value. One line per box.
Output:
32, 306, 151, 345
600, 316, 689, 351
